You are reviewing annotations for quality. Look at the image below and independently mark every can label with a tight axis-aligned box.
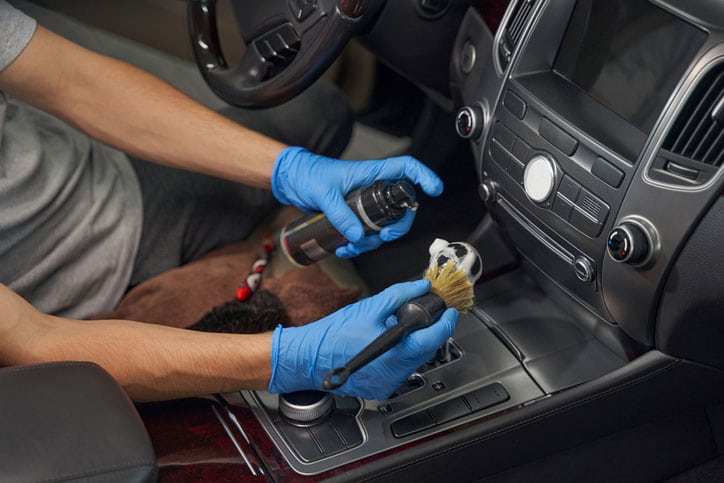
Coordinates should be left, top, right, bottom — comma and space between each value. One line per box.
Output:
300, 238, 332, 262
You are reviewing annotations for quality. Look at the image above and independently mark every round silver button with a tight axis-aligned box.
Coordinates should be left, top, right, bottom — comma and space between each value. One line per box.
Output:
574, 256, 595, 283
524, 155, 556, 203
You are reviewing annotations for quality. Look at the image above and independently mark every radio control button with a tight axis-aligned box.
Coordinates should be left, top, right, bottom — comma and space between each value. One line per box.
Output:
570, 207, 603, 238
478, 179, 497, 202
504, 90, 527, 120
552, 194, 574, 221
509, 158, 526, 184
511, 137, 531, 163
490, 140, 512, 170
557, 175, 581, 201
592, 157, 624, 188
574, 257, 595, 283
492, 122, 516, 151
524, 155, 557, 203
539, 117, 578, 156
576, 188, 609, 224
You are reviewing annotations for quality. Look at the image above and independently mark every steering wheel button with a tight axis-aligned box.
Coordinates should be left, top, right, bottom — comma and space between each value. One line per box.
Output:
278, 24, 302, 48
270, 34, 296, 57
255, 40, 278, 63
339, 0, 368, 18
288, 0, 317, 21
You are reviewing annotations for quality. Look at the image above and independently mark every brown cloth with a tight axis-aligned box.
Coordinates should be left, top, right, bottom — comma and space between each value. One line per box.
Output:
99, 241, 360, 329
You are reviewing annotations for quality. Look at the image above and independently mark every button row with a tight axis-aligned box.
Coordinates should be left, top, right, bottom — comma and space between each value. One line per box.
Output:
391, 383, 510, 438
491, 122, 612, 238
539, 118, 624, 188
554, 175, 610, 237
254, 23, 301, 65
491, 122, 531, 184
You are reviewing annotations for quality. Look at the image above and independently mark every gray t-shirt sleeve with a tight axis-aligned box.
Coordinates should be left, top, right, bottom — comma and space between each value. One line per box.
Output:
0, 0, 37, 72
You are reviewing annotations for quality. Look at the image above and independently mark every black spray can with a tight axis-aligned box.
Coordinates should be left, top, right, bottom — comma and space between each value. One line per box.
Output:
280, 180, 418, 266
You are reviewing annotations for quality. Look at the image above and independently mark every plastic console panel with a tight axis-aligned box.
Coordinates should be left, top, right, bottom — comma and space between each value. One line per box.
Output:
226, 269, 631, 476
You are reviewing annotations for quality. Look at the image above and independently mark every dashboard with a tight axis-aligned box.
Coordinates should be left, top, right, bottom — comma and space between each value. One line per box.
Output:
225, 1, 724, 478
454, 0, 724, 352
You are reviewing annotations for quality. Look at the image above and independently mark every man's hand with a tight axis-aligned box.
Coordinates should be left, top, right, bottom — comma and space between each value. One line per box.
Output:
271, 147, 444, 258
268, 280, 458, 400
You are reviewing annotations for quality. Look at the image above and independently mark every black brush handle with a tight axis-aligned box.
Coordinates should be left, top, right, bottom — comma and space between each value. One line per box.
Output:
322, 293, 446, 391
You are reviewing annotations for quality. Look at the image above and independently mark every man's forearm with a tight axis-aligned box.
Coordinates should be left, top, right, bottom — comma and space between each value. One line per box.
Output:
0, 284, 274, 402
0, 26, 286, 188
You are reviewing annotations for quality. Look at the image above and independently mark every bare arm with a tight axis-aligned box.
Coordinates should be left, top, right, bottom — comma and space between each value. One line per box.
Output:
0, 25, 285, 188
0, 283, 273, 402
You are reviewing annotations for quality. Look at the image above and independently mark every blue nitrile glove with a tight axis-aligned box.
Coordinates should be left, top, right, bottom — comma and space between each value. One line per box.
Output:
271, 147, 444, 258
268, 280, 459, 400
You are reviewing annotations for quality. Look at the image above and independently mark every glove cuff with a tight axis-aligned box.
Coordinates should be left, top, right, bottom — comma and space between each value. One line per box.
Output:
271, 146, 308, 206
267, 324, 284, 393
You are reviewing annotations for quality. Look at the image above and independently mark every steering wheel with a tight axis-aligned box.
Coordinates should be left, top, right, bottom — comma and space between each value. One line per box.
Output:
188, 0, 386, 108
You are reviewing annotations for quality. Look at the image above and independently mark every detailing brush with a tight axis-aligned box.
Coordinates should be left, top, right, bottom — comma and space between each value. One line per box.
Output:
322, 239, 482, 390
190, 234, 291, 334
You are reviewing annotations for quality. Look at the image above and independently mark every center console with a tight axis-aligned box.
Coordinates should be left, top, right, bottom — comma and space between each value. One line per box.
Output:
224, 264, 634, 475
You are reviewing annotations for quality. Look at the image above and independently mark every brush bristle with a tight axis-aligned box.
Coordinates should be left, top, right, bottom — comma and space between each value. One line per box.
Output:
423, 261, 475, 313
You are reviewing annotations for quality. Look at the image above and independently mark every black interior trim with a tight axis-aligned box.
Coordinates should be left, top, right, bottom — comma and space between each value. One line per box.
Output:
0, 362, 157, 483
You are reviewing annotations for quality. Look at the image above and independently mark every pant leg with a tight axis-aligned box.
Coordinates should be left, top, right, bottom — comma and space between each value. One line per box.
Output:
126, 157, 276, 285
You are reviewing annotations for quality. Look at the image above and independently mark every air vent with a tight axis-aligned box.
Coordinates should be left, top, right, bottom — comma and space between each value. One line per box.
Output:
662, 64, 724, 166
650, 63, 724, 186
497, 0, 536, 72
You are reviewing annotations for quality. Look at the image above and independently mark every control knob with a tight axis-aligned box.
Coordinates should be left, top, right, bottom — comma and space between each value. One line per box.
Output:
279, 390, 334, 426
607, 222, 650, 265
455, 105, 484, 139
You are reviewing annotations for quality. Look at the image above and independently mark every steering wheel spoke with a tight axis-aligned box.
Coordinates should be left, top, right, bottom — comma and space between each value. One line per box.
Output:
188, 0, 386, 107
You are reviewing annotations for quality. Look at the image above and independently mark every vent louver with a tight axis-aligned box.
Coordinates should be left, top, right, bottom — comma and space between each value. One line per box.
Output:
497, 0, 536, 71
662, 64, 724, 168
650, 63, 724, 187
